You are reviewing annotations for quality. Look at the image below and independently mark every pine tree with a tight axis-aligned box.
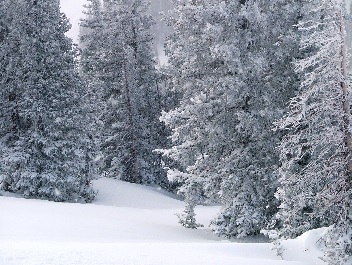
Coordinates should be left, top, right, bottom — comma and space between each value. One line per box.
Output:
276, 0, 352, 263
81, 0, 167, 185
207, 0, 302, 238
0, 0, 26, 191
79, 0, 105, 172
160, 0, 226, 227
80, 0, 104, 80
0, 1, 21, 190
0, 0, 96, 202
161, 0, 301, 235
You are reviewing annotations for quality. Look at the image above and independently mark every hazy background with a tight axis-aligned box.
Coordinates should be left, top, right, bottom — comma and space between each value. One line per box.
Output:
60, 0, 87, 42
60, 0, 171, 64
60, 0, 352, 66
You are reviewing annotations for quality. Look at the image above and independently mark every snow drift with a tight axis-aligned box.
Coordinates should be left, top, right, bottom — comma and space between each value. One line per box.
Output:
0, 178, 325, 265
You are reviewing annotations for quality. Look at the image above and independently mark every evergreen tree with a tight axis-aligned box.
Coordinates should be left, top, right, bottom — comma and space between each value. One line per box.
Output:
0, 0, 23, 191
276, 0, 352, 263
0, 0, 95, 202
160, 0, 225, 227
205, 0, 301, 238
161, 0, 301, 235
209, 0, 276, 238
80, 0, 104, 82
79, 0, 105, 172
81, 0, 167, 185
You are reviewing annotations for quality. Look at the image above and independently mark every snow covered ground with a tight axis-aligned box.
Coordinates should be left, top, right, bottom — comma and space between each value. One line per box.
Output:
0, 178, 325, 265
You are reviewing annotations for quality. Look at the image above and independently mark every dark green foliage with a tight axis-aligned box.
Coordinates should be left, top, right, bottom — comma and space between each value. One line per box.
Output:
0, 0, 96, 202
80, 0, 168, 186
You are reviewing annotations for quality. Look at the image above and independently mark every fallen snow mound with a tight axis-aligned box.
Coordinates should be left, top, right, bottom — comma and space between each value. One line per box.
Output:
93, 177, 183, 209
281, 228, 326, 263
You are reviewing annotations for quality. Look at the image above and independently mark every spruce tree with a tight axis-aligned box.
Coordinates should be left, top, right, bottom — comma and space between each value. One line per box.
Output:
276, 0, 352, 263
203, 0, 301, 238
79, 0, 105, 172
80, 0, 104, 83
0, 0, 96, 202
81, 0, 167, 185
160, 0, 225, 227
0, 0, 27, 191
161, 0, 301, 235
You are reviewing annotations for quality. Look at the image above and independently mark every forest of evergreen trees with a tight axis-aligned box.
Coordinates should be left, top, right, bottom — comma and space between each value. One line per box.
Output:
1, 0, 352, 264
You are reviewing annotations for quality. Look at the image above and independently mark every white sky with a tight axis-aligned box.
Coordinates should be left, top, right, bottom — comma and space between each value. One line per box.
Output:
60, 0, 88, 43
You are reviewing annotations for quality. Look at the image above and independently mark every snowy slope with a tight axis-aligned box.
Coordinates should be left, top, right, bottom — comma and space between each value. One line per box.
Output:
0, 178, 325, 265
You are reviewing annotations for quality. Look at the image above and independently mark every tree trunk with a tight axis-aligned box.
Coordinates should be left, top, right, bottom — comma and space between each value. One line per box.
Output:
123, 50, 140, 184
338, 8, 352, 174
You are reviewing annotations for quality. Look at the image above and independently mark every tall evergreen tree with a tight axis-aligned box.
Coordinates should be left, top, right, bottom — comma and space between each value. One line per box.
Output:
80, 0, 104, 85
206, 0, 301, 238
209, 0, 281, 238
161, 0, 301, 235
0, 0, 95, 202
81, 0, 167, 185
276, 0, 352, 263
79, 0, 105, 172
0, 0, 25, 191
160, 0, 224, 227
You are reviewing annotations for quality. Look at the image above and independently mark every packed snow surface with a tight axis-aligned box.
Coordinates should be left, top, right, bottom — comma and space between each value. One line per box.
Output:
0, 178, 325, 265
